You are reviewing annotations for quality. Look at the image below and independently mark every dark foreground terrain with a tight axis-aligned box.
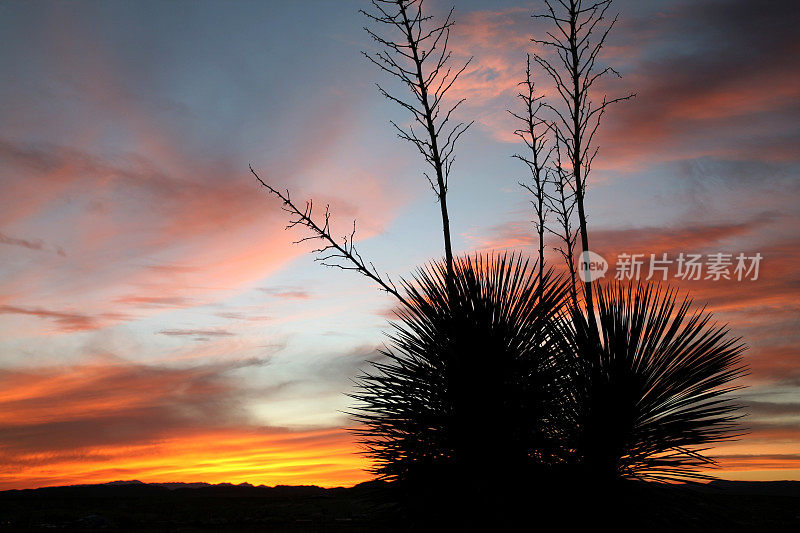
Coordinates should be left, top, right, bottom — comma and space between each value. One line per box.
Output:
0, 479, 798, 532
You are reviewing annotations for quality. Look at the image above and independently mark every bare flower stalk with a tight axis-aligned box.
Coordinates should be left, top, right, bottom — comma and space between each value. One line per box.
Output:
362, 0, 473, 289
510, 54, 552, 287
545, 145, 579, 306
532, 0, 634, 326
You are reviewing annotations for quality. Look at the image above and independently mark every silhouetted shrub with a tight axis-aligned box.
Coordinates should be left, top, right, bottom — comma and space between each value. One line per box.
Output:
350, 253, 572, 490
559, 282, 748, 482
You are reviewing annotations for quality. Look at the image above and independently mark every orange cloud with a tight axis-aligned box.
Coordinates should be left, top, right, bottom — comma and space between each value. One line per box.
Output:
439, 1, 800, 175
0, 8, 412, 336
0, 119, 406, 336
0, 357, 370, 490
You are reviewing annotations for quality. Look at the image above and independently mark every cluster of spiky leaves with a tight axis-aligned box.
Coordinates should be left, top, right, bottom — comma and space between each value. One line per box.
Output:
351, 254, 747, 484
350, 253, 571, 484
559, 282, 748, 482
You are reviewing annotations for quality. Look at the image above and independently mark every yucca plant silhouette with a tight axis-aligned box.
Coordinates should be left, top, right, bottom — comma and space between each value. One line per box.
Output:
350, 253, 572, 489
558, 281, 747, 483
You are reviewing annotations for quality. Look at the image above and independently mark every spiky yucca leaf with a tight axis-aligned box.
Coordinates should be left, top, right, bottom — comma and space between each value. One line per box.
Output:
562, 281, 747, 482
350, 253, 572, 484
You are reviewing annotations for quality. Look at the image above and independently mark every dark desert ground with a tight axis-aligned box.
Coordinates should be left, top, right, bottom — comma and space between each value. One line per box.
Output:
1, 479, 799, 532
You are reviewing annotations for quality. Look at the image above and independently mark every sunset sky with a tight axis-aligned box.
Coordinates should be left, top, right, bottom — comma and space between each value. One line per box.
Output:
1, 0, 798, 489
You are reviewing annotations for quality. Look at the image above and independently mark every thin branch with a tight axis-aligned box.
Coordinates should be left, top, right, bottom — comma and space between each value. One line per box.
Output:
250, 165, 408, 307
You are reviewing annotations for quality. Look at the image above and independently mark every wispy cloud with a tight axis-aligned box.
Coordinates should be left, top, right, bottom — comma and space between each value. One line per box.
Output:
158, 328, 235, 341
259, 287, 313, 300
0, 232, 65, 256
0, 358, 262, 451
114, 296, 195, 309
0, 305, 129, 333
